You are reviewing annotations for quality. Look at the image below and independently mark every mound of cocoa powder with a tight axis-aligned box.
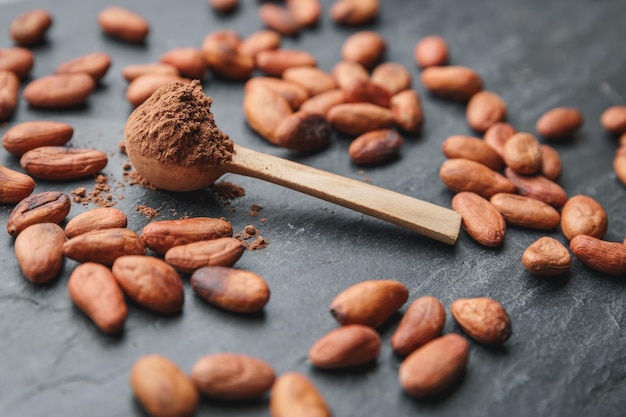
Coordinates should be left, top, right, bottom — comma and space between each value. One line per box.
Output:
124, 79, 234, 167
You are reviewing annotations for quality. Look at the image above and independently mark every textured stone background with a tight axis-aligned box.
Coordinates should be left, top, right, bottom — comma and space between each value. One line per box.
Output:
1, 1, 625, 416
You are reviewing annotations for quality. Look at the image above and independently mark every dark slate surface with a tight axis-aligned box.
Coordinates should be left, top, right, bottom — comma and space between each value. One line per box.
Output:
1, 0, 625, 416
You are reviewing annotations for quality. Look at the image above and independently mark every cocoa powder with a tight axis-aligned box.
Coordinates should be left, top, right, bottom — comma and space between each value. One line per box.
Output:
125, 80, 234, 167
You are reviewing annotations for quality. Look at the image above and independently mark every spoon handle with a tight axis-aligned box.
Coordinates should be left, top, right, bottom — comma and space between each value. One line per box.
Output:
228, 145, 461, 245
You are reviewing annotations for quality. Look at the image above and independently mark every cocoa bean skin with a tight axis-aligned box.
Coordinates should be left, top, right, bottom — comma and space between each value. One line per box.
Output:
68, 262, 128, 333
15, 223, 66, 284
191, 353, 275, 400
329, 279, 408, 327
130, 355, 199, 417
309, 324, 381, 369
7, 191, 71, 237
191, 266, 270, 313
112, 255, 185, 314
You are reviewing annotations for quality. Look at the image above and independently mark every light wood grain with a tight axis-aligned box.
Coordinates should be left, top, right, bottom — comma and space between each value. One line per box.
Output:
228, 146, 461, 245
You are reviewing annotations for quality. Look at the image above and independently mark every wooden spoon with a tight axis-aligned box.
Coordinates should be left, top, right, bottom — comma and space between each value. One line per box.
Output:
126, 142, 461, 245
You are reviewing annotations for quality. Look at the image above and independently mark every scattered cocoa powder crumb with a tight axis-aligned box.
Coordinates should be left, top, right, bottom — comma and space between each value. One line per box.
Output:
242, 224, 258, 239
249, 204, 263, 217
72, 187, 86, 197
260, 218, 267, 223
122, 161, 132, 170
248, 236, 269, 250
123, 169, 157, 190
136, 204, 159, 219
210, 180, 245, 204
71, 176, 120, 207
119, 141, 126, 154
357, 169, 372, 183
234, 224, 269, 250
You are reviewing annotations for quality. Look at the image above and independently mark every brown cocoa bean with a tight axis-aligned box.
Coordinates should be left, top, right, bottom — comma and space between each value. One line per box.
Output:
490, 193, 560, 230
570, 235, 626, 275
522, 236, 572, 276
259, 3, 301, 36
441, 135, 503, 171
344, 78, 392, 108
10, 9, 52, 46
255, 49, 316, 77
65, 207, 128, 238
309, 324, 381, 369
0, 47, 34, 79
191, 353, 275, 400
126, 73, 190, 107
466, 90, 507, 133
601, 105, 626, 134
203, 29, 242, 51
55, 52, 112, 82
540, 144, 562, 180
536, 107, 584, 140
504, 167, 568, 208
141, 217, 233, 255
243, 84, 293, 144
399, 334, 469, 398
332, 60, 369, 90
414, 35, 449, 68
560, 195, 608, 240
160, 47, 206, 80
15, 223, 66, 284
452, 191, 506, 247
0, 166, 35, 204
330, 0, 379, 26
329, 279, 408, 327
2, 121, 73, 156
68, 262, 127, 333
209, 0, 239, 13
23, 73, 96, 109
327, 102, 394, 136
391, 296, 446, 357
0, 70, 19, 121
341, 31, 386, 69
451, 297, 512, 345
282, 66, 337, 97
7, 191, 70, 237
270, 372, 331, 417
370, 62, 411, 95
439, 158, 517, 199
113, 255, 184, 313
237, 30, 281, 58
286, 0, 322, 27
503, 132, 543, 175
348, 128, 403, 165
300, 89, 346, 116
421, 65, 483, 102
98, 6, 149, 44
614, 146, 626, 186
164, 237, 245, 273
202, 32, 255, 81
245, 77, 309, 110
190, 266, 270, 313
130, 355, 199, 417
390, 89, 423, 133
122, 63, 179, 82
274, 111, 332, 153
483, 122, 516, 157
63, 228, 146, 265
20, 146, 108, 181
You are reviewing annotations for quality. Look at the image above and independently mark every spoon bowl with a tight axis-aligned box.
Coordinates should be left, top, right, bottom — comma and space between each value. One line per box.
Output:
126, 144, 226, 192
